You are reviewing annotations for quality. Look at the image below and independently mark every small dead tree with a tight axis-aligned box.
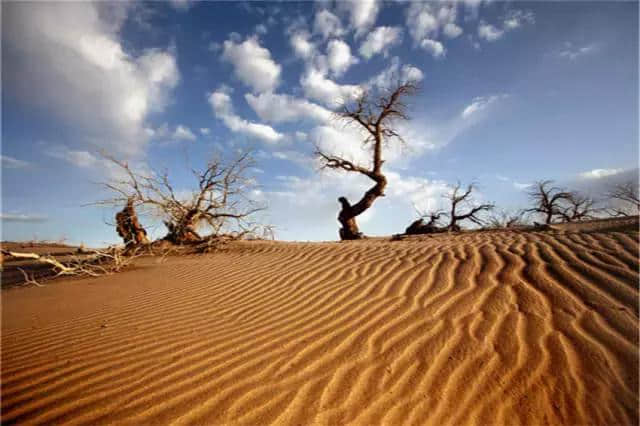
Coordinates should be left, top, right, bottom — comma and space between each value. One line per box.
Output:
316, 81, 419, 240
525, 180, 573, 224
445, 182, 494, 231
558, 192, 598, 222
405, 211, 445, 235
606, 180, 640, 216
98, 150, 266, 245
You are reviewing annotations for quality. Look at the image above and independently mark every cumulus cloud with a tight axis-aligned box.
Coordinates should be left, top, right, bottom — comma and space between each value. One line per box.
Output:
359, 26, 403, 59
245, 92, 332, 123
289, 30, 316, 59
200, 128, 210, 135
339, 0, 380, 37
461, 94, 508, 118
367, 56, 424, 90
405, 2, 461, 56
300, 68, 363, 107
579, 168, 624, 179
420, 39, 446, 58
313, 9, 345, 40
3, 2, 180, 158
208, 89, 283, 144
477, 22, 504, 42
221, 36, 281, 93
558, 42, 599, 60
326, 39, 359, 76
2, 155, 30, 169
173, 125, 197, 141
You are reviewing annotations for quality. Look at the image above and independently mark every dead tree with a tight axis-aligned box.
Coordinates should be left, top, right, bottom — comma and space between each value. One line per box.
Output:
98, 150, 266, 245
606, 180, 640, 216
558, 192, 598, 222
115, 197, 150, 247
525, 180, 573, 224
405, 211, 445, 235
445, 182, 494, 231
316, 81, 419, 240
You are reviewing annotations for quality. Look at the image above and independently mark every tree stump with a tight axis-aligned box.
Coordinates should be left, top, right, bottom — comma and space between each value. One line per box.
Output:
116, 198, 149, 247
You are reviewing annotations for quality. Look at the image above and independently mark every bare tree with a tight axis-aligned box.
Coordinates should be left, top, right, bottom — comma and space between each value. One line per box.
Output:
444, 182, 494, 231
405, 210, 445, 235
97, 150, 266, 245
558, 192, 599, 222
525, 180, 573, 224
316, 81, 419, 240
606, 180, 639, 216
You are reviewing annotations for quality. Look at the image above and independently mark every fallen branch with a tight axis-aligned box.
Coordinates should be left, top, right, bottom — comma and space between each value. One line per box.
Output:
2, 247, 141, 280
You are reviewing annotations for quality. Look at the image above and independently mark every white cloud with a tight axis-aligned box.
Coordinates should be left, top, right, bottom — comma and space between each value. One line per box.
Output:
168, 0, 194, 11
173, 125, 197, 141
290, 30, 315, 59
300, 68, 363, 107
359, 26, 403, 59
4, 2, 179, 158
208, 89, 283, 144
478, 10, 535, 43
421, 39, 445, 57
1, 213, 48, 223
327, 39, 358, 76
513, 182, 532, 190
579, 168, 624, 179
255, 23, 268, 35
367, 56, 424, 90
313, 9, 345, 40
406, 2, 461, 52
272, 150, 312, 168
340, 0, 380, 37
503, 10, 535, 30
245, 92, 332, 123
461, 94, 508, 118
200, 128, 210, 135
477, 22, 504, 42
559, 42, 599, 60
45, 145, 98, 168
221, 36, 281, 93
406, 2, 439, 42
443, 22, 463, 38
2, 155, 30, 169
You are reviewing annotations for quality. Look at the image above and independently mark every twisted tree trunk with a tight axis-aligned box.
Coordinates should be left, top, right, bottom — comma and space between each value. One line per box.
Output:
115, 198, 149, 247
163, 209, 202, 244
337, 174, 386, 240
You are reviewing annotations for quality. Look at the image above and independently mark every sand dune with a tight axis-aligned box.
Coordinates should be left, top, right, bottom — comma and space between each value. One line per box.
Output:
2, 229, 638, 425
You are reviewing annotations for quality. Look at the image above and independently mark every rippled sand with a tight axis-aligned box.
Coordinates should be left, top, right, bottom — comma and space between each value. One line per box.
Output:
2, 228, 638, 425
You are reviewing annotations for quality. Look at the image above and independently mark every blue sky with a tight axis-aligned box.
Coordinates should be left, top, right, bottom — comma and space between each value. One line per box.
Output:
2, 0, 638, 245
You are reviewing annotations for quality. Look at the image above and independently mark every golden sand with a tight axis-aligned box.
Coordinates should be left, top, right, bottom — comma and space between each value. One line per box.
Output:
2, 229, 638, 425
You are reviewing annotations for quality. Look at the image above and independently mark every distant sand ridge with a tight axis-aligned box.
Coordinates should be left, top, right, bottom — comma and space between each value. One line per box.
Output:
2, 229, 638, 425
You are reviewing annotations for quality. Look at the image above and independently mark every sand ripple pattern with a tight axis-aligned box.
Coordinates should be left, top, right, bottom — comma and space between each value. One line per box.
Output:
2, 231, 638, 425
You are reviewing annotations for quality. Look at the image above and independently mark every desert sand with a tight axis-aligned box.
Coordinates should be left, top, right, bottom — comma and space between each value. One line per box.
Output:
2, 226, 638, 425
